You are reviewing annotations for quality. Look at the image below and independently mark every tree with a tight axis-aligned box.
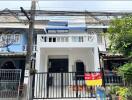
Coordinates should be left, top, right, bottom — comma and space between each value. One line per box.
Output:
118, 63, 132, 82
108, 16, 132, 58
107, 16, 132, 99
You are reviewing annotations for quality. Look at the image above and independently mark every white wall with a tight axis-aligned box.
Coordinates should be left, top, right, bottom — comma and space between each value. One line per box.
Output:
37, 48, 99, 72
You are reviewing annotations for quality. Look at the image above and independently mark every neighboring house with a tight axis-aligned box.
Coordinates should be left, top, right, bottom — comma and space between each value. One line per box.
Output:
0, 9, 46, 87
101, 54, 128, 72
0, 28, 27, 83
0, 28, 43, 81
0, 12, 47, 99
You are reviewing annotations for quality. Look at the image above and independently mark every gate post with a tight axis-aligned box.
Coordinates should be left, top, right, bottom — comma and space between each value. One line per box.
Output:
24, 69, 31, 100
47, 73, 49, 98
29, 73, 34, 100
61, 72, 63, 98
75, 72, 78, 98
32, 73, 35, 99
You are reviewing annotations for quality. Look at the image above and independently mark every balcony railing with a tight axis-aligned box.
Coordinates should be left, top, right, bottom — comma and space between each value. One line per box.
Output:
40, 34, 96, 43
104, 71, 123, 85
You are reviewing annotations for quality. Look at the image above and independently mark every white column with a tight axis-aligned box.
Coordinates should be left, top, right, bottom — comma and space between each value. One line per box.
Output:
68, 50, 73, 72
36, 48, 40, 72
94, 47, 100, 71
36, 35, 41, 72
44, 53, 48, 72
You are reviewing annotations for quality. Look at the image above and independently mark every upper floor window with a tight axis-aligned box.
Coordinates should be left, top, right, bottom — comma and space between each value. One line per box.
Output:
14, 34, 20, 43
0, 34, 21, 47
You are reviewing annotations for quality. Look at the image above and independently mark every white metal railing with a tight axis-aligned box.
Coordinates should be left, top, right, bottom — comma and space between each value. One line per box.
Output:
23, 45, 37, 51
0, 69, 21, 99
40, 34, 96, 43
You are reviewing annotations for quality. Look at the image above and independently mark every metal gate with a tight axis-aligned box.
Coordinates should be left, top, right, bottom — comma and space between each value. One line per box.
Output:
33, 72, 98, 99
33, 72, 124, 99
0, 69, 21, 99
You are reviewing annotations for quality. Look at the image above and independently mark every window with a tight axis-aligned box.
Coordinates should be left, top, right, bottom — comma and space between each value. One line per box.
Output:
7, 34, 14, 43
14, 34, 20, 43
0, 34, 21, 47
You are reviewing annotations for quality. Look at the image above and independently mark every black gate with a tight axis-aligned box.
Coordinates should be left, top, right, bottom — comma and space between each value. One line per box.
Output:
32, 72, 123, 99
33, 72, 99, 99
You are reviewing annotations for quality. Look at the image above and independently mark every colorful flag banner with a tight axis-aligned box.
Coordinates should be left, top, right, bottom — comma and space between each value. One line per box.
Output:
84, 72, 102, 86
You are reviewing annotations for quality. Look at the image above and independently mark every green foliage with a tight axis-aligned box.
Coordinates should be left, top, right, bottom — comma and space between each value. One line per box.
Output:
109, 86, 128, 100
116, 87, 128, 100
127, 86, 132, 97
107, 16, 132, 100
108, 16, 132, 57
118, 63, 132, 82
109, 86, 120, 94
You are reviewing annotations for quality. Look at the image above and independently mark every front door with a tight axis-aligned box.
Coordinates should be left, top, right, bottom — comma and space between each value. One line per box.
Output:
76, 61, 85, 80
47, 58, 68, 87
48, 59, 68, 73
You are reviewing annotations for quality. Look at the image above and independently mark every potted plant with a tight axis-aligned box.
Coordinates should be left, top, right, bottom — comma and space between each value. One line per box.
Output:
116, 87, 128, 100
108, 86, 119, 100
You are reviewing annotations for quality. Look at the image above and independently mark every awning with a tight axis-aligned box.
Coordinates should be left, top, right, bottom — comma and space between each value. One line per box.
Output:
99, 52, 128, 60
0, 52, 26, 57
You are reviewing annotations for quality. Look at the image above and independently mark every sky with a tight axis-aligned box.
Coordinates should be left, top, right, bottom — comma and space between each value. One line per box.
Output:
0, 1, 132, 12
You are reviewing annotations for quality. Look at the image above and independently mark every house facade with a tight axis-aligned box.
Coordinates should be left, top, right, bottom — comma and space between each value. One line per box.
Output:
36, 19, 107, 73
36, 27, 100, 73
0, 28, 28, 83
0, 11, 127, 99
33, 20, 111, 99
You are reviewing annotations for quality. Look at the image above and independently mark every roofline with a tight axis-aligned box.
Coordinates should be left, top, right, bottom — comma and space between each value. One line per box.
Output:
0, 25, 109, 29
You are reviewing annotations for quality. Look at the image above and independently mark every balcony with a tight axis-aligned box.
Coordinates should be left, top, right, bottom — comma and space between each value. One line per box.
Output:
37, 34, 97, 48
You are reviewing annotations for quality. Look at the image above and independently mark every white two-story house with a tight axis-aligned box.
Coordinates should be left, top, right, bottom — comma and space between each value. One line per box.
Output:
34, 19, 108, 98
33, 14, 127, 99
35, 19, 107, 73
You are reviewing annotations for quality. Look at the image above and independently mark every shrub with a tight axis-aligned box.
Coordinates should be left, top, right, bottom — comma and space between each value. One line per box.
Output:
109, 86, 119, 94
118, 63, 132, 83
116, 87, 128, 100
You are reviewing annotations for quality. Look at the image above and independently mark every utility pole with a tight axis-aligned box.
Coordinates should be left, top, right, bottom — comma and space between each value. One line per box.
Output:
25, 0, 36, 71
24, 0, 36, 100
28, 0, 36, 100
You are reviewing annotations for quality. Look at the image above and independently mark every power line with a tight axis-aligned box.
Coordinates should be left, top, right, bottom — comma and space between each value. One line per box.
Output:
1, 10, 132, 16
